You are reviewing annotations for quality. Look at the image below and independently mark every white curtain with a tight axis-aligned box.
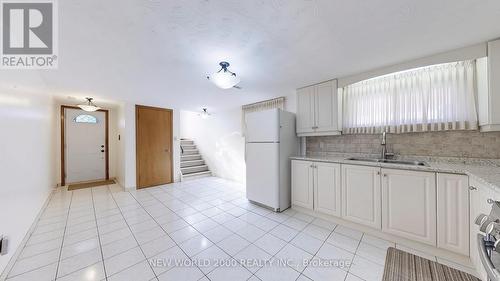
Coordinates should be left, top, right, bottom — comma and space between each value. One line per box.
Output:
342, 60, 478, 134
241, 97, 285, 136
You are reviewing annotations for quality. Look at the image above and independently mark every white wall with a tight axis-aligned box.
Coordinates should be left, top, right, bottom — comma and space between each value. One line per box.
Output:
180, 108, 246, 183
116, 103, 181, 189
0, 92, 56, 275
284, 92, 297, 113
116, 102, 127, 187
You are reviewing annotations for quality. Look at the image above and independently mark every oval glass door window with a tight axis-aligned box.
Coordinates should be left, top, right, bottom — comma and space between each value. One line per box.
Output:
74, 114, 98, 124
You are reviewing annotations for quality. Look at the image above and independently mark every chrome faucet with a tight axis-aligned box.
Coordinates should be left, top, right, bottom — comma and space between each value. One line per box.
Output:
381, 131, 387, 159
381, 130, 395, 159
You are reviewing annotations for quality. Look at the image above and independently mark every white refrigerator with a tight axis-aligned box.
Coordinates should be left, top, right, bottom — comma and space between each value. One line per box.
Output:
245, 108, 299, 212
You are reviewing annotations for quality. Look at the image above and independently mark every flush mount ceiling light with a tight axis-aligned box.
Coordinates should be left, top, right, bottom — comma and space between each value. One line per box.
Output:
207, 61, 241, 89
200, 108, 210, 119
78, 97, 101, 112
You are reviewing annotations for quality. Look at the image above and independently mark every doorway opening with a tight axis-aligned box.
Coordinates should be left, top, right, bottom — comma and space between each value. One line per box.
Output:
60, 105, 109, 186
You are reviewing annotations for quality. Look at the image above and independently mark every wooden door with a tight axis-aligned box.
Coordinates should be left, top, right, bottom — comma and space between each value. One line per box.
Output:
342, 164, 382, 229
314, 162, 341, 216
381, 169, 436, 245
296, 86, 315, 134
437, 173, 469, 255
291, 160, 314, 210
136, 105, 173, 188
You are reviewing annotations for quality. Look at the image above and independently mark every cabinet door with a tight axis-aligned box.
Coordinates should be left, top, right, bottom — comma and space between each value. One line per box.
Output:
342, 165, 381, 229
291, 160, 314, 210
382, 169, 436, 245
315, 80, 338, 133
314, 162, 341, 216
486, 40, 500, 130
437, 173, 469, 255
296, 87, 315, 134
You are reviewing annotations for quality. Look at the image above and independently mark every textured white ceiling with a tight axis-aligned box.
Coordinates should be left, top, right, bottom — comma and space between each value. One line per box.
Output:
2, 0, 500, 112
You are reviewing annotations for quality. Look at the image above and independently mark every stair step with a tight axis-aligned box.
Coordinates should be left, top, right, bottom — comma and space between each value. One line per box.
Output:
181, 165, 209, 174
181, 154, 202, 161
181, 144, 196, 150
182, 171, 212, 180
182, 149, 199, 155
179, 139, 211, 181
181, 160, 205, 168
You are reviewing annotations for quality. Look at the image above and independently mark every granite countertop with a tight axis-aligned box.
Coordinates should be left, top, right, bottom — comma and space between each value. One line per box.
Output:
290, 153, 500, 193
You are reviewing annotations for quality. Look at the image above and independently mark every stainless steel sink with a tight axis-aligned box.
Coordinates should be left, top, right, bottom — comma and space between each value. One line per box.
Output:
346, 157, 380, 163
346, 157, 428, 166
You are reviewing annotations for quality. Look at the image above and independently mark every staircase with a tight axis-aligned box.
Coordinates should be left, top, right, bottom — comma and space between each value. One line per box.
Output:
180, 139, 211, 180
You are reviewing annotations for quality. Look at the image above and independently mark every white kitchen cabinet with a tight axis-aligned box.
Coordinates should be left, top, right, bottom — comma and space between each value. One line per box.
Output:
382, 169, 436, 246
291, 160, 314, 210
342, 165, 381, 229
315, 81, 339, 133
477, 39, 500, 132
296, 86, 315, 134
437, 173, 469, 255
296, 80, 341, 136
314, 162, 341, 216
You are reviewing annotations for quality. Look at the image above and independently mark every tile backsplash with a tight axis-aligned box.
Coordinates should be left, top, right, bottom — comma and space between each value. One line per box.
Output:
306, 130, 500, 159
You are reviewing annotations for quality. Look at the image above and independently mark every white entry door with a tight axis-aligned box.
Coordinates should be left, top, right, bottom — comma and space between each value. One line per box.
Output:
65, 108, 106, 184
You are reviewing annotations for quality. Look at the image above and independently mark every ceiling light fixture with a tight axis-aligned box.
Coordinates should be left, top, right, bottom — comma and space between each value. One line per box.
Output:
200, 108, 210, 119
207, 61, 241, 89
78, 97, 101, 112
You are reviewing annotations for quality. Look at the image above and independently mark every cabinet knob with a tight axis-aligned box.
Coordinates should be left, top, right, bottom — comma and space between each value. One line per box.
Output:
469, 186, 477, 191
376, 171, 380, 175
383, 174, 387, 177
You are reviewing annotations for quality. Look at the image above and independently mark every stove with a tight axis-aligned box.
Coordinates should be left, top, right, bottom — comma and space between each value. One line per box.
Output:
476, 199, 500, 281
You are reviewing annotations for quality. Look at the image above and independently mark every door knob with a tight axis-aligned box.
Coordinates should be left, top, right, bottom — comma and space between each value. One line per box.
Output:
101, 150, 105, 152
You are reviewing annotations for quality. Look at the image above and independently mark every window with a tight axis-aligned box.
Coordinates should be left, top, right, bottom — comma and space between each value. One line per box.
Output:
74, 114, 98, 124
342, 60, 478, 134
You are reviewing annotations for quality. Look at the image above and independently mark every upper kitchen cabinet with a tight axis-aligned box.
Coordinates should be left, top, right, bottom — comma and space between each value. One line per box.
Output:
296, 86, 315, 134
477, 39, 500, 132
296, 80, 341, 136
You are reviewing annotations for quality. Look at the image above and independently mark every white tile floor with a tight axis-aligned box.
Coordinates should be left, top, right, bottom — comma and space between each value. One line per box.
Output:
5, 177, 475, 281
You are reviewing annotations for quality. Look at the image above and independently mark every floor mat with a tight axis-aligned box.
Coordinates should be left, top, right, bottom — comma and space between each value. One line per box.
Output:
383, 247, 479, 281
68, 179, 116, 191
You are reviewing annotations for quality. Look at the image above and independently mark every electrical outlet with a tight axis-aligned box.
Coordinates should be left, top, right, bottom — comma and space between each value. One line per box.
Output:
0, 235, 7, 256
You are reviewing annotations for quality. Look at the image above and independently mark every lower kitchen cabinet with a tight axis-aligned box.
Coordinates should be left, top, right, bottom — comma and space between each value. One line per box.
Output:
314, 162, 341, 216
291, 160, 341, 215
342, 165, 382, 229
437, 173, 469, 255
382, 169, 436, 246
291, 160, 314, 210
292, 160, 472, 257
